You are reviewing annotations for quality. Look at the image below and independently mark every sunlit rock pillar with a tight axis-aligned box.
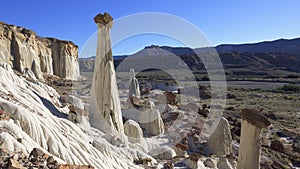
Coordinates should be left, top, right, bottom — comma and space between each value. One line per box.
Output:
129, 68, 141, 99
89, 13, 124, 136
128, 68, 141, 105
238, 109, 271, 169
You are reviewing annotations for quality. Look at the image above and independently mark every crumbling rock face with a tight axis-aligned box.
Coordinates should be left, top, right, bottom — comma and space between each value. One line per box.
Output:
0, 22, 80, 80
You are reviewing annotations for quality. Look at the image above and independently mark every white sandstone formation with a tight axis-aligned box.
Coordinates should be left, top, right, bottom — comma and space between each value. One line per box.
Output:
208, 117, 232, 158
123, 100, 164, 136
128, 68, 141, 101
0, 62, 146, 168
0, 22, 80, 80
148, 146, 176, 160
89, 13, 124, 136
139, 103, 165, 136
124, 120, 143, 143
238, 109, 271, 169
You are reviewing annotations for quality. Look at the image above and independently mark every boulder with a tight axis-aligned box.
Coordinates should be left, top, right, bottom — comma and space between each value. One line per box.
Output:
124, 120, 143, 143
60, 95, 84, 110
139, 105, 165, 136
208, 117, 232, 157
123, 100, 164, 136
270, 139, 285, 153
29, 148, 45, 158
68, 105, 90, 126
173, 143, 188, 158
203, 158, 216, 168
183, 153, 206, 169
164, 91, 177, 105
148, 146, 176, 160
133, 158, 153, 167
8, 158, 25, 169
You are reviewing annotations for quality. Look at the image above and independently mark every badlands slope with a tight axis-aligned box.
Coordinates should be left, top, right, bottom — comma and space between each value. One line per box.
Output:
0, 63, 155, 169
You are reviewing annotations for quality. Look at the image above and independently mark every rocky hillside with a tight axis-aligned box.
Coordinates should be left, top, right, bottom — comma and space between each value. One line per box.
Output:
0, 22, 80, 80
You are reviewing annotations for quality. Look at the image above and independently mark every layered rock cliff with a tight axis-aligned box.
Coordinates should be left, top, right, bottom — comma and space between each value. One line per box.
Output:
0, 22, 80, 80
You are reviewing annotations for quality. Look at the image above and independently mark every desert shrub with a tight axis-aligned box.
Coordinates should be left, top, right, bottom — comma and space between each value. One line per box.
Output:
277, 84, 300, 93
285, 74, 300, 78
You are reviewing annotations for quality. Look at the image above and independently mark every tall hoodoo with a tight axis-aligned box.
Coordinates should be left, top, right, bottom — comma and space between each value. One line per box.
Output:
89, 13, 124, 135
238, 109, 271, 169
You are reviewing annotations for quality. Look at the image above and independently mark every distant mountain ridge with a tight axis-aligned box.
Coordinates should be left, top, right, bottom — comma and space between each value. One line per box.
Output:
215, 38, 300, 55
79, 38, 300, 74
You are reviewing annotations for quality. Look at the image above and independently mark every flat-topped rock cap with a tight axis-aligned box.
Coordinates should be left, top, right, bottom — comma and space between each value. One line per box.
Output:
94, 12, 113, 26
241, 108, 271, 128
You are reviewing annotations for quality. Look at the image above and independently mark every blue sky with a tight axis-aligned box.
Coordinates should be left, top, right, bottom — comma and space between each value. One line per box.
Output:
1, 0, 300, 57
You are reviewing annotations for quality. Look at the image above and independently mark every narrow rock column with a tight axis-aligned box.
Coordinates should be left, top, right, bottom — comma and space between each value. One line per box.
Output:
128, 68, 141, 100
89, 13, 124, 135
208, 117, 232, 158
238, 109, 271, 169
